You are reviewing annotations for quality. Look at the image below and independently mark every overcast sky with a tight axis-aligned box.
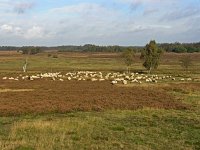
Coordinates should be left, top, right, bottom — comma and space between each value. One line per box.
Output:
0, 0, 200, 46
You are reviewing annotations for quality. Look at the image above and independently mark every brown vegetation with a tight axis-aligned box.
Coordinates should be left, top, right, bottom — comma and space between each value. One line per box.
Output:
0, 79, 190, 116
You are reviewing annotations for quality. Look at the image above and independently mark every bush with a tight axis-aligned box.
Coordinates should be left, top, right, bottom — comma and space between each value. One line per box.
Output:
52, 54, 58, 58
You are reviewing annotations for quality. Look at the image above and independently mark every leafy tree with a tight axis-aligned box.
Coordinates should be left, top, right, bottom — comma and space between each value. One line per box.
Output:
21, 47, 42, 55
185, 46, 199, 53
180, 56, 192, 71
172, 45, 187, 53
141, 40, 163, 73
122, 48, 135, 73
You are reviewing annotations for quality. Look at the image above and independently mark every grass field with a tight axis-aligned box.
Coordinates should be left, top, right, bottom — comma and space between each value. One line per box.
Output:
0, 51, 200, 75
0, 51, 200, 149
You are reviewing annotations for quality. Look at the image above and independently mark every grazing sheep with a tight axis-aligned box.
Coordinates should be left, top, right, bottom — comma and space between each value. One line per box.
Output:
152, 79, 157, 83
91, 78, 98, 82
2, 71, 179, 86
146, 79, 150, 82
99, 79, 105, 81
59, 79, 64, 82
111, 80, 117, 85
122, 80, 128, 85
131, 79, 138, 83
136, 76, 142, 80
78, 78, 82, 81
125, 76, 130, 80
9, 77, 14, 80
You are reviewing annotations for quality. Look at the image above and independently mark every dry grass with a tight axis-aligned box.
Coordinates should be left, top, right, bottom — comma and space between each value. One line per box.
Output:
0, 89, 34, 93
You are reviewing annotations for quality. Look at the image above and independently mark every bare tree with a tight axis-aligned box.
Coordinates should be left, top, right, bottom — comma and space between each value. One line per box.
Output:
180, 55, 192, 71
23, 58, 28, 72
121, 48, 135, 73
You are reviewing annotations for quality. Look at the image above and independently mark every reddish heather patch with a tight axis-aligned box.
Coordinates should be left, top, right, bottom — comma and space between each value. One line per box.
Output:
0, 80, 189, 116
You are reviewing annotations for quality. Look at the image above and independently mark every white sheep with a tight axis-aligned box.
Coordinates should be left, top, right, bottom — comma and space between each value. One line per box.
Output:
111, 80, 117, 85
122, 80, 128, 85
59, 79, 64, 82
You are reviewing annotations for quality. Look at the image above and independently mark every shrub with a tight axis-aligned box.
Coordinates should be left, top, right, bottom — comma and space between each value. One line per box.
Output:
52, 54, 58, 58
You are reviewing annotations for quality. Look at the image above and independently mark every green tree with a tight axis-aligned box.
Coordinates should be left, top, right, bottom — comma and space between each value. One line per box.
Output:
122, 48, 135, 73
141, 40, 163, 73
21, 47, 42, 55
172, 45, 187, 53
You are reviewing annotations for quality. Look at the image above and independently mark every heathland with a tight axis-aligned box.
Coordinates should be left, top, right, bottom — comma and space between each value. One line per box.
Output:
0, 51, 200, 150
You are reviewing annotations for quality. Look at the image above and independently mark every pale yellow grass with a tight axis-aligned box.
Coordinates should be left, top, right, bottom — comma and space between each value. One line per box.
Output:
0, 117, 99, 150
0, 89, 34, 93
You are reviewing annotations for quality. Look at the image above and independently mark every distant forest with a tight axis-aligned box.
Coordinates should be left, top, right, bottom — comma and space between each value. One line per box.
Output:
0, 42, 200, 53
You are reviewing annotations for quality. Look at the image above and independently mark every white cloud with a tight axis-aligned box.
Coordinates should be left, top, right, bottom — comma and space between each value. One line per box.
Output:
0, 0, 199, 46
0, 24, 48, 39
129, 25, 171, 32
0, 24, 24, 38
51, 3, 101, 14
0, 24, 13, 32
25, 26, 45, 39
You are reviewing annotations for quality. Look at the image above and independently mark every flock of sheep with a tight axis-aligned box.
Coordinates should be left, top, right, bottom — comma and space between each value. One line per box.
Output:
2, 71, 193, 85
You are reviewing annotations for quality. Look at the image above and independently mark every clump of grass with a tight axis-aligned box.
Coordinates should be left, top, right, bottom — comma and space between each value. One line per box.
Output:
52, 54, 58, 58
172, 88, 190, 94
47, 53, 52, 57
15, 146, 35, 150
110, 126, 125, 131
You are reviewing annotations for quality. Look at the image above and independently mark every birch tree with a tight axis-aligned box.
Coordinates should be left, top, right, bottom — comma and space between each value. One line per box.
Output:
141, 40, 163, 74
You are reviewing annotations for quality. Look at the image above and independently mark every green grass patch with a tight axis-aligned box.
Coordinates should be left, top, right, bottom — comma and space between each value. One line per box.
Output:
0, 107, 199, 150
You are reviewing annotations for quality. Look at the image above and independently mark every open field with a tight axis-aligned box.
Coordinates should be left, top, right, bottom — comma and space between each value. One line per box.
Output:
0, 51, 200, 75
0, 51, 200, 149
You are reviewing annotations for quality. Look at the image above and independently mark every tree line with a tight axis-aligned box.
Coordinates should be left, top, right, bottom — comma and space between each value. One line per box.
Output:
0, 42, 200, 53
159, 42, 200, 53
57, 45, 143, 53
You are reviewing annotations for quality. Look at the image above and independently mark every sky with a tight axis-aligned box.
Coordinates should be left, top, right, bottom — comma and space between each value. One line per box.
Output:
0, 0, 200, 46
